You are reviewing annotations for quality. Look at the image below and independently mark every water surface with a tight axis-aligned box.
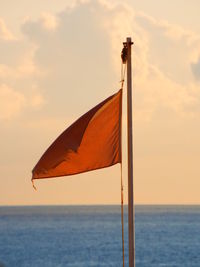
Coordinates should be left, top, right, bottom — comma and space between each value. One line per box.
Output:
0, 205, 199, 266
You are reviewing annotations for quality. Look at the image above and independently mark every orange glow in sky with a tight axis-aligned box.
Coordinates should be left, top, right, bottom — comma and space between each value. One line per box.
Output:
1, 0, 200, 205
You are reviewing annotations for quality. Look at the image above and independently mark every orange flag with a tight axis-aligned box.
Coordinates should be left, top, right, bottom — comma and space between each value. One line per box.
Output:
32, 89, 122, 181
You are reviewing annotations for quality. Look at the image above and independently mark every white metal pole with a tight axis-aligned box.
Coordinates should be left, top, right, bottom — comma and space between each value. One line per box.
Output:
126, 37, 135, 267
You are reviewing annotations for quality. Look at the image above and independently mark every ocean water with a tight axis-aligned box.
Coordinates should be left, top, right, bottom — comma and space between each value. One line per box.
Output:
0, 205, 200, 267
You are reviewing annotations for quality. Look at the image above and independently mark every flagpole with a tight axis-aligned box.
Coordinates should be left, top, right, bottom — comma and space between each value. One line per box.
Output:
126, 37, 135, 267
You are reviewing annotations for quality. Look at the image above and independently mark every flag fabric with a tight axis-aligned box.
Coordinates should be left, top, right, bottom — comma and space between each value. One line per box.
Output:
32, 89, 122, 180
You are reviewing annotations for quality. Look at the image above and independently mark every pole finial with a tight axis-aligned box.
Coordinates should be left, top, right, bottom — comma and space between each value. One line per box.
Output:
126, 37, 134, 45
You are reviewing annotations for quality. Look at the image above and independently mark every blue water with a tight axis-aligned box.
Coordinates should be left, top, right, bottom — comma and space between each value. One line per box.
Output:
0, 205, 200, 267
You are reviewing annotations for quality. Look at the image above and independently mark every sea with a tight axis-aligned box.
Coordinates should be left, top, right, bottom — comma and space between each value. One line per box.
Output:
0, 205, 200, 267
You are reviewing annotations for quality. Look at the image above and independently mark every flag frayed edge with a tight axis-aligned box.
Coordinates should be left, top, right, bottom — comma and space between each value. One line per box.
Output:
31, 179, 37, 191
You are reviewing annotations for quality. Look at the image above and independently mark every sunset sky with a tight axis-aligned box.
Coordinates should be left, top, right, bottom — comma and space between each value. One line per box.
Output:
1, 0, 200, 205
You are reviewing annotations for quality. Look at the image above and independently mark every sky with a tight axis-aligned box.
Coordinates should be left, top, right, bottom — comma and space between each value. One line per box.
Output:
0, 0, 200, 205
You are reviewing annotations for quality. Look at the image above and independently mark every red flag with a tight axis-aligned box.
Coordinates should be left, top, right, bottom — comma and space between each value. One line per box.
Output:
32, 89, 122, 180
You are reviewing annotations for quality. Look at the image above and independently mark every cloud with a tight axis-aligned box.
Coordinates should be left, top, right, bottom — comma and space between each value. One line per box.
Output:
0, 45, 42, 81
124, 10, 200, 119
2, 0, 199, 125
0, 85, 26, 120
0, 84, 45, 121
133, 12, 200, 84
30, 92, 45, 107
40, 13, 58, 31
0, 64, 13, 78
135, 65, 199, 120
136, 12, 200, 44
16, 45, 43, 77
191, 57, 200, 81
0, 0, 199, 124
0, 17, 45, 124
94, 2, 200, 120
0, 41, 45, 123
21, 0, 121, 118
0, 18, 15, 41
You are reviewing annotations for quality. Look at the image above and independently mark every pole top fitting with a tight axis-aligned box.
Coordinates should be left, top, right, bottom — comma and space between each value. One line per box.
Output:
126, 37, 134, 44
121, 38, 134, 64
121, 38, 134, 63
